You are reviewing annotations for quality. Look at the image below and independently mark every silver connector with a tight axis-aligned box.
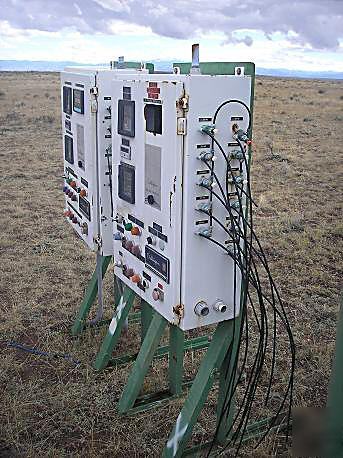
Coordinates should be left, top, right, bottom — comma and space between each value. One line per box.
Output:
194, 301, 209, 317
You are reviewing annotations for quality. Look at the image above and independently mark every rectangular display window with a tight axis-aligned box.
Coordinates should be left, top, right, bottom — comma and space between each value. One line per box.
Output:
118, 99, 135, 137
63, 86, 72, 115
73, 89, 84, 114
64, 135, 74, 164
118, 162, 135, 204
145, 104, 162, 135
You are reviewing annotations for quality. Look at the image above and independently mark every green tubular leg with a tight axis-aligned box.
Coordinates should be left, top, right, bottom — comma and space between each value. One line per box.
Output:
141, 300, 154, 343
71, 255, 112, 336
162, 319, 235, 458
93, 286, 136, 371
118, 312, 168, 414
169, 325, 185, 396
216, 313, 242, 445
326, 294, 343, 458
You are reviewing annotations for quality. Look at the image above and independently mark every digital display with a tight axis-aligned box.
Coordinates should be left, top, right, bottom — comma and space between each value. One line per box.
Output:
73, 89, 84, 114
118, 99, 135, 137
118, 162, 135, 204
64, 135, 74, 164
79, 196, 91, 220
63, 86, 72, 115
145, 246, 170, 283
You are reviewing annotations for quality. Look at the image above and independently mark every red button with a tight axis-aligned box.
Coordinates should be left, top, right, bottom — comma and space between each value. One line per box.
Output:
131, 274, 141, 284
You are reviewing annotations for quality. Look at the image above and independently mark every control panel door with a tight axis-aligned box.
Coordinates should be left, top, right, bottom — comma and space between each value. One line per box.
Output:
61, 72, 98, 250
111, 79, 185, 325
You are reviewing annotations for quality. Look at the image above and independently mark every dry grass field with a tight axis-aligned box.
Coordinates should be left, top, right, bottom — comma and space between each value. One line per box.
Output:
0, 71, 342, 457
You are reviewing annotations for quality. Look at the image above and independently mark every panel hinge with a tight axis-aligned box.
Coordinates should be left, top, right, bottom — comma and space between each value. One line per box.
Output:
173, 304, 184, 326
176, 90, 189, 116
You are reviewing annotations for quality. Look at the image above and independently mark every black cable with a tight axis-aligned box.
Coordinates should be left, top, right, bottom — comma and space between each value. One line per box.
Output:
198, 109, 294, 456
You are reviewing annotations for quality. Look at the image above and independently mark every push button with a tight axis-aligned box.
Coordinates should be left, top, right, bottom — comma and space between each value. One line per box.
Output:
131, 226, 140, 236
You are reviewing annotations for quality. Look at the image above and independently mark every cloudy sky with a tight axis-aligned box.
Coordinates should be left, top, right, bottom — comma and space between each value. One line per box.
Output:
0, 0, 343, 70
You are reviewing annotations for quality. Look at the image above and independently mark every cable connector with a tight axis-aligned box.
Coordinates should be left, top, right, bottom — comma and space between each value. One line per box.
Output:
229, 149, 244, 161
200, 124, 218, 135
232, 124, 251, 144
197, 176, 214, 189
228, 175, 245, 185
230, 200, 241, 210
197, 150, 215, 161
195, 226, 213, 237
196, 202, 212, 212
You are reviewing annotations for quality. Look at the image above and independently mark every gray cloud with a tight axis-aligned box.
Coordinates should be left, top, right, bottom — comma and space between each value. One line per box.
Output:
1, 0, 342, 49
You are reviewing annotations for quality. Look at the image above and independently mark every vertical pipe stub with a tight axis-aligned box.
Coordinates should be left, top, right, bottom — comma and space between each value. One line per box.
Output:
118, 56, 125, 68
190, 43, 201, 74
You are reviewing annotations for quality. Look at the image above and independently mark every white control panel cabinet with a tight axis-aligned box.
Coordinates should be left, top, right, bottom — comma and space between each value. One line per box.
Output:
111, 74, 252, 330
60, 67, 148, 255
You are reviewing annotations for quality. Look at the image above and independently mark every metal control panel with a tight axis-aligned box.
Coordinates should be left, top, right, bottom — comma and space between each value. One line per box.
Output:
61, 65, 151, 255
111, 72, 253, 330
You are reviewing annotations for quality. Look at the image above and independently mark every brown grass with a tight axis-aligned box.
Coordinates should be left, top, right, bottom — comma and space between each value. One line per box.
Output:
0, 72, 342, 457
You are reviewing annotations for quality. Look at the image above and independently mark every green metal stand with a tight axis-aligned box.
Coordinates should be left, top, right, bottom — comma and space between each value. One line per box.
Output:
93, 285, 136, 371
326, 294, 343, 458
116, 310, 209, 415
163, 319, 236, 457
71, 255, 112, 336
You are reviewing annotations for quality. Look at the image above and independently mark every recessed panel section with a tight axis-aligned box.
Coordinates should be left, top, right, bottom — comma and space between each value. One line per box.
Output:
144, 144, 161, 210
118, 162, 135, 204
145, 104, 162, 135
117, 99, 135, 137
64, 135, 74, 164
63, 86, 72, 115
76, 124, 85, 169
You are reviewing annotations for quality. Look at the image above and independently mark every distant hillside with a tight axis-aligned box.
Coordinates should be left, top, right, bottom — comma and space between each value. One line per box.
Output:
0, 59, 342, 79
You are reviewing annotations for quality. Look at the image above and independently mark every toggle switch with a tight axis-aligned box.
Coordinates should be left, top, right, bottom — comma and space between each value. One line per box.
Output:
146, 236, 156, 246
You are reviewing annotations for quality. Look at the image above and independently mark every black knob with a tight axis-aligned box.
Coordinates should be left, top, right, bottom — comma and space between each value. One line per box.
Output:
147, 236, 153, 245
78, 160, 83, 168
147, 194, 155, 205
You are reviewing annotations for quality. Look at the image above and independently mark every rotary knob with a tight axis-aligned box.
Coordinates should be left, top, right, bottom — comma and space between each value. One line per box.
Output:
126, 268, 134, 278
147, 194, 155, 205
131, 226, 140, 236
131, 274, 141, 284
125, 240, 134, 252
132, 245, 141, 256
